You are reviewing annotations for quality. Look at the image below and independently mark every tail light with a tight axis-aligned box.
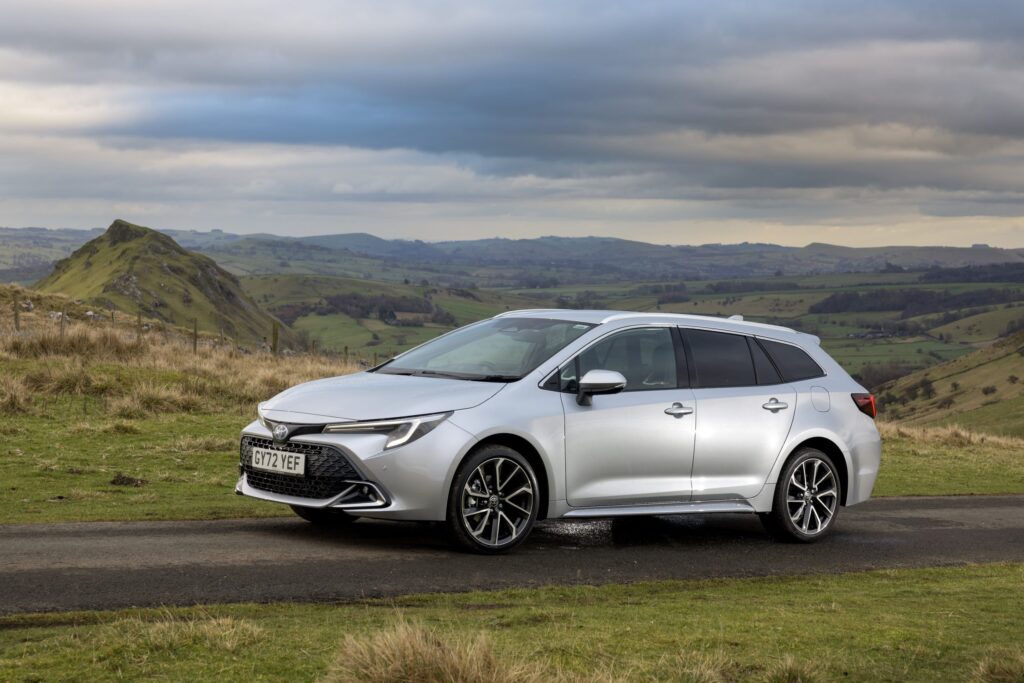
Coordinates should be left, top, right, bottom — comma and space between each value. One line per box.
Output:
852, 393, 877, 419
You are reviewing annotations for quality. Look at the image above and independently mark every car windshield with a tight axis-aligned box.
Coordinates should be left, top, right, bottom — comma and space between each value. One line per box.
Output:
376, 318, 594, 381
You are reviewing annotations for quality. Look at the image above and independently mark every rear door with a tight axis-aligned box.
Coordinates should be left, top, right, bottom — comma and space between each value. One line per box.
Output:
682, 328, 797, 501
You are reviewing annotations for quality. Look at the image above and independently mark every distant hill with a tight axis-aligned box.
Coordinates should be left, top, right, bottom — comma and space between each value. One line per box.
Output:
879, 332, 1024, 436
5, 224, 1024, 288
35, 220, 289, 346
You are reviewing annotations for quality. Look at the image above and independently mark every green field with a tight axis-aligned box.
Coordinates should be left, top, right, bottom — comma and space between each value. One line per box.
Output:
2, 565, 1022, 682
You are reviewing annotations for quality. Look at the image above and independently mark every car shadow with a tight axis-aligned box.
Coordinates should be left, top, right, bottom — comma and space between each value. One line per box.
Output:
255, 512, 774, 554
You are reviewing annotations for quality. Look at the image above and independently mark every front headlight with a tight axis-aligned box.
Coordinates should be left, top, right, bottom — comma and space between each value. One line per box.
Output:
257, 402, 270, 429
323, 412, 451, 450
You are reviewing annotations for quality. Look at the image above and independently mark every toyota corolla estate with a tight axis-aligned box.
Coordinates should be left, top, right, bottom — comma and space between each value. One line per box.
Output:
237, 310, 881, 553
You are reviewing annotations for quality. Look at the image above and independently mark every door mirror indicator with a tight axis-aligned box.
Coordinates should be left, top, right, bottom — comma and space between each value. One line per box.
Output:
577, 369, 627, 406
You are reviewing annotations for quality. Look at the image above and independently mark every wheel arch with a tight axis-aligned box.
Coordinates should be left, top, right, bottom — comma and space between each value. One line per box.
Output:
779, 435, 852, 506
452, 433, 552, 520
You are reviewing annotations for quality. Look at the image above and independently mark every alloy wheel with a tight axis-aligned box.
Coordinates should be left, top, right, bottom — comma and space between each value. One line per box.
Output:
460, 456, 535, 548
785, 457, 838, 536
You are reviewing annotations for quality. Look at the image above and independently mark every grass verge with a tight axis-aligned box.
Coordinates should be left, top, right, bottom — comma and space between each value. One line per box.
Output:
1, 564, 1022, 682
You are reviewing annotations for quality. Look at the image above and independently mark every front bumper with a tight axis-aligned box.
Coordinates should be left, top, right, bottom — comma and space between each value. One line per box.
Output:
236, 417, 475, 521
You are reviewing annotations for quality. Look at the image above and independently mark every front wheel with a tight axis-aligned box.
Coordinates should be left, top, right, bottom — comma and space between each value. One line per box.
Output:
446, 445, 540, 554
760, 448, 841, 543
290, 505, 357, 527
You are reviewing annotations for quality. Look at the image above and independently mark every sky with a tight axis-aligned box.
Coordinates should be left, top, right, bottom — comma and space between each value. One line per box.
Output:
2, 0, 1023, 247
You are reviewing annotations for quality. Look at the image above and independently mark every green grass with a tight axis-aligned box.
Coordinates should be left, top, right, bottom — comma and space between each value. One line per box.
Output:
1, 564, 1022, 682
0, 403, 282, 524
875, 424, 1024, 496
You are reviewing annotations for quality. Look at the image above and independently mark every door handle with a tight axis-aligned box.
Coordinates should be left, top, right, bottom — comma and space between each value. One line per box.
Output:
664, 402, 694, 418
762, 398, 789, 412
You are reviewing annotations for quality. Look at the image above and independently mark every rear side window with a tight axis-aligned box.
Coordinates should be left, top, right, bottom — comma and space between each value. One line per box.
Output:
684, 329, 756, 388
760, 339, 825, 382
748, 338, 782, 385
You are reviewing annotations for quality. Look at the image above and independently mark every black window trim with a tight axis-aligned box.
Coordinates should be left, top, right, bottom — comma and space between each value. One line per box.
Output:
747, 336, 785, 386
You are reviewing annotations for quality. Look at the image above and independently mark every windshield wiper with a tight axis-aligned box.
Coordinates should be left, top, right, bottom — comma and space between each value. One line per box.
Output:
413, 370, 472, 380
469, 375, 521, 383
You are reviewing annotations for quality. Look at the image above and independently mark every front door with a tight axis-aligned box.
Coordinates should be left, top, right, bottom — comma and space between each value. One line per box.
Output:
560, 327, 696, 508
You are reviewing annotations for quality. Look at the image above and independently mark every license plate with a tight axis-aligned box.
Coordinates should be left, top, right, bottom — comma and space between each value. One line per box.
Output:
251, 447, 305, 476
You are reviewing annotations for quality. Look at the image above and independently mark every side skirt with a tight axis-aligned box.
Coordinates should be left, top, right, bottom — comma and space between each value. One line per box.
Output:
562, 500, 756, 518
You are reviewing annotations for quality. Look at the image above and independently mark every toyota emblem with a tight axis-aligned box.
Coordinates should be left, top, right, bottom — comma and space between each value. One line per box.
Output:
272, 423, 289, 441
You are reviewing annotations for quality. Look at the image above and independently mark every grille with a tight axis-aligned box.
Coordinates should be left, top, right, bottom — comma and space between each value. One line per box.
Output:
240, 436, 363, 500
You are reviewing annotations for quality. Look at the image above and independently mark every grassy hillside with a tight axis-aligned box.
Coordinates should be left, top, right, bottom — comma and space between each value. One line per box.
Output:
35, 220, 290, 347
878, 332, 1024, 435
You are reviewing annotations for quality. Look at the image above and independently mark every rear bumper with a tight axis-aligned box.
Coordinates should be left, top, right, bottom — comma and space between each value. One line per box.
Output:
845, 427, 882, 506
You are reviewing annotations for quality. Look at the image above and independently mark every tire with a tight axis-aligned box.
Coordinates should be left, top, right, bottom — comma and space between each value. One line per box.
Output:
760, 448, 841, 543
446, 445, 540, 554
290, 505, 357, 526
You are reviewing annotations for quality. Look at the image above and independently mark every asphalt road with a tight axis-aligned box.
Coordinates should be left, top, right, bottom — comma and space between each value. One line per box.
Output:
1, 495, 1022, 615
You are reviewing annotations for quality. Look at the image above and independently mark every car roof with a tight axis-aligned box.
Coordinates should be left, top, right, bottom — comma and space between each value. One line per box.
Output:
494, 309, 818, 345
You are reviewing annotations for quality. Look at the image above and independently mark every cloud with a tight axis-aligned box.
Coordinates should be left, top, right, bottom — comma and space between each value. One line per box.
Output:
1, 0, 1023, 245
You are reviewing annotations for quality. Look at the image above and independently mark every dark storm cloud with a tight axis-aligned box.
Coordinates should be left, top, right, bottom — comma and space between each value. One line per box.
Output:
1, 0, 1023, 242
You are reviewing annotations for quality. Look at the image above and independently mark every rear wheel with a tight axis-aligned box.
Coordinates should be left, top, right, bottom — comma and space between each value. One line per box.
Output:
290, 505, 357, 526
446, 445, 539, 554
760, 448, 841, 543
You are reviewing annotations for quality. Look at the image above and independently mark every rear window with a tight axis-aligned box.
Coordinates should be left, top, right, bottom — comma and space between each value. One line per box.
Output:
685, 329, 756, 388
760, 339, 825, 382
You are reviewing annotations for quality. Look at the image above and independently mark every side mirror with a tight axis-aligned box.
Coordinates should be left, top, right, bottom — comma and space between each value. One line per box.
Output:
576, 369, 627, 406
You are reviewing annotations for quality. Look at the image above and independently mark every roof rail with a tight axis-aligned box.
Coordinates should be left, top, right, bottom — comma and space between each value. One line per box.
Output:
491, 311, 565, 319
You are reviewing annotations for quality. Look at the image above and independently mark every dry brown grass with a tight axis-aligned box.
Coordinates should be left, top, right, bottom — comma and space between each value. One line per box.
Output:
666, 651, 742, 683
878, 422, 1024, 450
89, 613, 265, 671
0, 321, 359, 415
4, 327, 149, 360
763, 656, 821, 683
969, 648, 1024, 683
0, 375, 31, 414
323, 621, 548, 683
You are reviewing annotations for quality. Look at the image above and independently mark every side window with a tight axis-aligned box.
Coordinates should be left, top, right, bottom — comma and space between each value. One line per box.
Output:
760, 339, 825, 382
557, 327, 679, 393
685, 329, 756, 388
748, 338, 782, 385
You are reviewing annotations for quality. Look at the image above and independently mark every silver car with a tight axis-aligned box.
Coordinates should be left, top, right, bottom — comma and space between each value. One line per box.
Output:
237, 310, 881, 553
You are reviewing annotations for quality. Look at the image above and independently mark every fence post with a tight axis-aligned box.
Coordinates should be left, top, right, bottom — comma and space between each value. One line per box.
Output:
192, 318, 198, 354
59, 307, 67, 340
13, 296, 19, 332
272, 322, 279, 356
373, 351, 378, 366
111, 310, 115, 324
343, 346, 349, 364
136, 311, 142, 341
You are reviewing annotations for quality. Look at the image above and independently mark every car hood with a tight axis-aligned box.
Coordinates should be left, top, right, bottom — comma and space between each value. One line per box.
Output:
260, 371, 507, 422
